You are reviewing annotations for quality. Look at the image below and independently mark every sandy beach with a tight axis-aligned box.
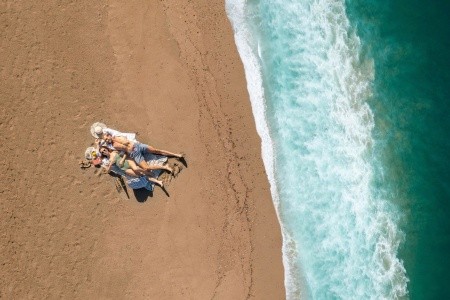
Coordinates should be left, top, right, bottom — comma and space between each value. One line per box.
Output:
0, 1, 285, 299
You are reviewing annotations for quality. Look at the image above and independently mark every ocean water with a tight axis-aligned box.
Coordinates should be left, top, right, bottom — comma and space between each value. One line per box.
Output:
226, 0, 450, 299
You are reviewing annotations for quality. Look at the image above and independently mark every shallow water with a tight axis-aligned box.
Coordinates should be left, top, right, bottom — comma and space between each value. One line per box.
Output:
227, 0, 450, 299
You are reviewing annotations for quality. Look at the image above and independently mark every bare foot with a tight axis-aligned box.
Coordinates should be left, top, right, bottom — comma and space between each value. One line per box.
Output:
177, 153, 187, 168
172, 164, 181, 177
165, 165, 173, 173
148, 177, 164, 187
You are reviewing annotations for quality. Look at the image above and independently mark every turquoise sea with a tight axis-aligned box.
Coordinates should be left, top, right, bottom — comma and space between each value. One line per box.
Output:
226, 0, 450, 299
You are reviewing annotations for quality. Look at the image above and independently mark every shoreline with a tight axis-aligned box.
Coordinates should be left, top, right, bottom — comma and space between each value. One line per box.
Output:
0, 1, 285, 298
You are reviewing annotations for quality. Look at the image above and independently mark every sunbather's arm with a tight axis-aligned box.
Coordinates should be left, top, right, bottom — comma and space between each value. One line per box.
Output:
105, 152, 118, 172
105, 161, 112, 173
94, 138, 100, 150
118, 153, 126, 168
113, 136, 131, 146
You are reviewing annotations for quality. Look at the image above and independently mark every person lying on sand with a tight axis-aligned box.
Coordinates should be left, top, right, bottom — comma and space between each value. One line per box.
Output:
90, 122, 186, 172
102, 133, 185, 174
99, 146, 165, 187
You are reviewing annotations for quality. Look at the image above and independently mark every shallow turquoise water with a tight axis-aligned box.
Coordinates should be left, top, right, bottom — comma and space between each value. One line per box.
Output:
227, 0, 450, 299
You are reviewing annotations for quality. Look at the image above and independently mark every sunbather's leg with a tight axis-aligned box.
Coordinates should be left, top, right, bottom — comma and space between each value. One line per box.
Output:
147, 177, 163, 187
125, 168, 163, 188
137, 159, 173, 173
146, 145, 184, 158
124, 169, 139, 177
127, 159, 146, 176
130, 143, 173, 173
125, 168, 163, 186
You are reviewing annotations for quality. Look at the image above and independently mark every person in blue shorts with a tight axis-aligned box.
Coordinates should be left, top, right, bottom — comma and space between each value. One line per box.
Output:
99, 146, 165, 187
103, 133, 185, 174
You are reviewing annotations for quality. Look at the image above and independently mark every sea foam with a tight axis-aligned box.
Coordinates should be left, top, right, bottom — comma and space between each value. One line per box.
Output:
226, 0, 408, 299
225, 1, 302, 297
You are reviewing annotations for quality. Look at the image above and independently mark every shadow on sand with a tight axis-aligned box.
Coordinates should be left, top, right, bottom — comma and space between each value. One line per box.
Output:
132, 185, 170, 203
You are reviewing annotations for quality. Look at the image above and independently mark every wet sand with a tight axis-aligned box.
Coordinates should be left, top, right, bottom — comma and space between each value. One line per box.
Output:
0, 1, 285, 298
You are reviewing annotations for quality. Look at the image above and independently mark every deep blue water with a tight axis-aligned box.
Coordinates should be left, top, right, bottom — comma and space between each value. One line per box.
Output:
227, 0, 450, 299
346, 1, 450, 299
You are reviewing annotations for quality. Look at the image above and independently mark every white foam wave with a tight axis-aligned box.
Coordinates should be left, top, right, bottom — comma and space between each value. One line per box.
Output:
226, 0, 409, 299
225, 0, 300, 298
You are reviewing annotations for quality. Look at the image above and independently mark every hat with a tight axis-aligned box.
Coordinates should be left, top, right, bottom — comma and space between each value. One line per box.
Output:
90, 122, 107, 138
85, 146, 98, 160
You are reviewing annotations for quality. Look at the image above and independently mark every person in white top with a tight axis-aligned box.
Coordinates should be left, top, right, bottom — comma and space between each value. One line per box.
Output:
91, 122, 136, 143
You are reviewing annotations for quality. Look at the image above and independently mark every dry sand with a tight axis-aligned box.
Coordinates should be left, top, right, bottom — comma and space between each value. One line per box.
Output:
0, 1, 285, 298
